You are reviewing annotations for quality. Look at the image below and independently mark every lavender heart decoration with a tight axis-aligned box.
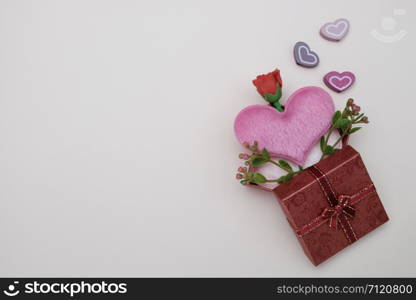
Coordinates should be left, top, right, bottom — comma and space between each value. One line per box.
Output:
324, 71, 355, 93
320, 18, 350, 42
293, 42, 319, 68
234, 86, 334, 165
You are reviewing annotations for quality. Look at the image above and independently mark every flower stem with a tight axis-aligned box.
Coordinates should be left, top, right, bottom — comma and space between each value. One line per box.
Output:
319, 114, 362, 160
268, 159, 292, 173
264, 169, 302, 183
272, 101, 284, 112
323, 127, 335, 145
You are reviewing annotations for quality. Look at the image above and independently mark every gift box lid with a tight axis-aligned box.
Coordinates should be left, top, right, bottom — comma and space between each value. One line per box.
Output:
273, 145, 374, 232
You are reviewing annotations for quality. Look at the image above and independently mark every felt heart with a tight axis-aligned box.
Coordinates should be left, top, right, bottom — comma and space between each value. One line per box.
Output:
320, 18, 350, 41
323, 71, 355, 92
234, 86, 334, 165
293, 42, 319, 68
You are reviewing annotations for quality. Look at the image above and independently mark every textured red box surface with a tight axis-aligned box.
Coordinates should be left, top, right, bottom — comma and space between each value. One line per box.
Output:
273, 145, 389, 266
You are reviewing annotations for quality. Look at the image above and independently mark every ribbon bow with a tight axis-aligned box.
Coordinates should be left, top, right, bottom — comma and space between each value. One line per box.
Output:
321, 195, 356, 229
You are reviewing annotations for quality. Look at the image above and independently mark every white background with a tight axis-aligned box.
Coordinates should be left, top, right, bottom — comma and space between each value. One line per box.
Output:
0, 0, 415, 277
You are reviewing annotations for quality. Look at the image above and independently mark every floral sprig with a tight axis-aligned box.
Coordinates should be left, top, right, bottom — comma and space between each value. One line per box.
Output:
236, 141, 303, 185
235, 99, 369, 185
320, 98, 369, 160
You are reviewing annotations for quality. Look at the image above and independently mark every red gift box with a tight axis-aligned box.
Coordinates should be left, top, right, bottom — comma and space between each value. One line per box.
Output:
272, 145, 389, 266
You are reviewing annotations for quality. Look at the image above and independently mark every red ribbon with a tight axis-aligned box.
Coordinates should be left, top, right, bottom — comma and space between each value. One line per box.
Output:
321, 195, 356, 230
295, 165, 376, 244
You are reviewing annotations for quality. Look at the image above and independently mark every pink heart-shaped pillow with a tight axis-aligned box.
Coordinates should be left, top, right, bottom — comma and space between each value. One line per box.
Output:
234, 86, 334, 165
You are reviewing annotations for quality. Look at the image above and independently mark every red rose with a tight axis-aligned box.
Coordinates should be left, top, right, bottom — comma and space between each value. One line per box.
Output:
252, 69, 283, 111
252, 69, 282, 97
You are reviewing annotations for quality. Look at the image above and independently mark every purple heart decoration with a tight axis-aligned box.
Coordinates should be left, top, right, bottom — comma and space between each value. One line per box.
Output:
293, 42, 319, 68
320, 18, 350, 42
323, 71, 355, 93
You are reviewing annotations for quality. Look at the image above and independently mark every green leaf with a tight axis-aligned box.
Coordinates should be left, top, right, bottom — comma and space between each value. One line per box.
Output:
277, 173, 294, 184
262, 148, 270, 160
349, 127, 362, 134
332, 111, 342, 125
277, 176, 286, 184
252, 173, 267, 184
286, 173, 294, 181
320, 136, 326, 152
323, 145, 337, 155
264, 93, 279, 103
341, 123, 351, 133
333, 118, 350, 129
251, 156, 267, 167
278, 159, 293, 172
298, 165, 304, 171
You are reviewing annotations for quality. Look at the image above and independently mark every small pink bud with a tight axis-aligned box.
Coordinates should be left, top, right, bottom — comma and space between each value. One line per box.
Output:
351, 104, 361, 112
238, 167, 245, 172
239, 153, 244, 159
236, 173, 243, 180
242, 141, 249, 148
347, 98, 354, 106
243, 154, 250, 160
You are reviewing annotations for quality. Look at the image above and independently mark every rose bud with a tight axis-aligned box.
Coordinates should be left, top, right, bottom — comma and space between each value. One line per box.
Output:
361, 117, 369, 123
347, 98, 354, 106
253, 69, 282, 97
236, 173, 243, 180
252, 70, 283, 111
